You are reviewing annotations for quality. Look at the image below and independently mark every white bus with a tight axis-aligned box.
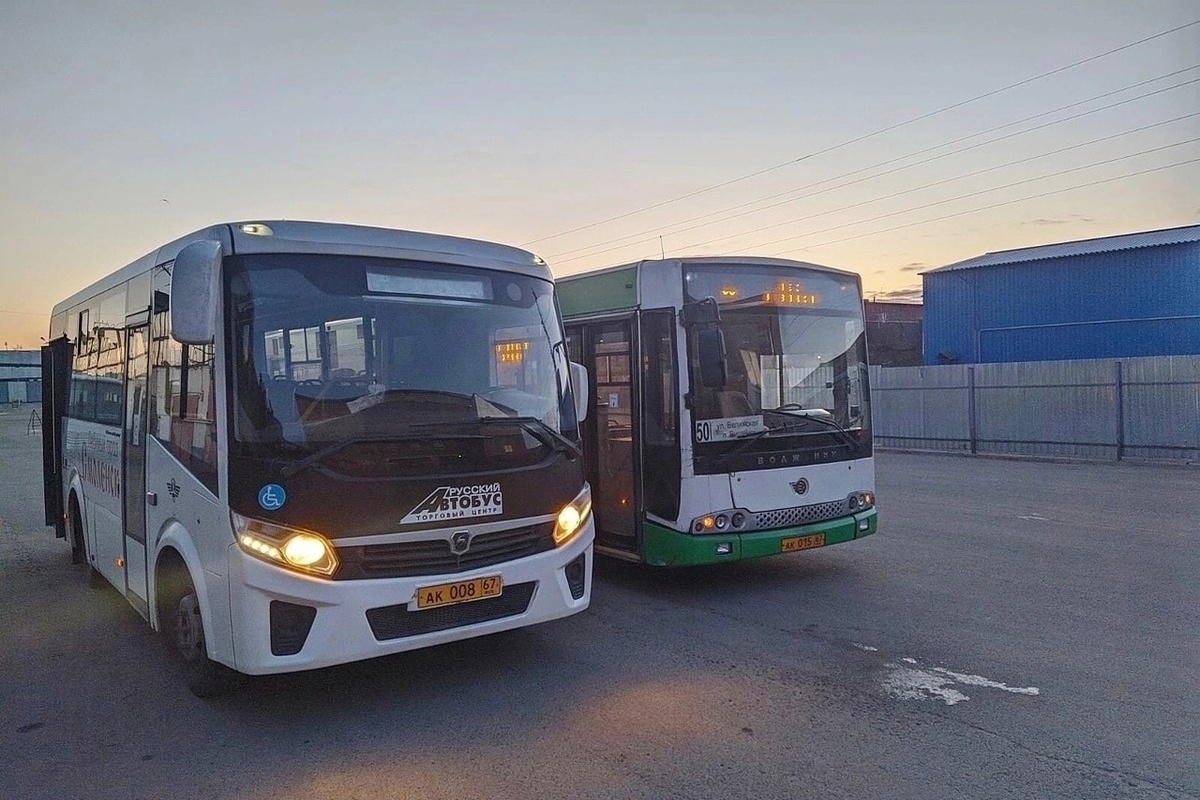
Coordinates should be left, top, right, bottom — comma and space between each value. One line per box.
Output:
42, 221, 594, 695
557, 257, 876, 567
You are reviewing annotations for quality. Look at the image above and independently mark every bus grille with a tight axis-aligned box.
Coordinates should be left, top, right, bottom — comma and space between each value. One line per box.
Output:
334, 523, 555, 580
365, 582, 537, 640
753, 499, 849, 531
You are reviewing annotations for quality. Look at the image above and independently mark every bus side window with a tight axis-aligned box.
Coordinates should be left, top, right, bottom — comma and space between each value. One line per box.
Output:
69, 375, 96, 421
69, 306, 97, 421
149, 266, 219, 495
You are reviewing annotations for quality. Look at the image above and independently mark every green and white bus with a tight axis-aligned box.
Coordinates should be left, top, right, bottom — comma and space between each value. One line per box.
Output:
42, 221, 594, 695
557, 257, 876, 567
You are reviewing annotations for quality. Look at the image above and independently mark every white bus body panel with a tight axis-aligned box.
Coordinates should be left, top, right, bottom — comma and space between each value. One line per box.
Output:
730, 458, 875, 512
227, 519, 594, 675
637, 259, 684, 309
144, 437, 237, 666
677, 475, 735, 529
65, 418, 125, 588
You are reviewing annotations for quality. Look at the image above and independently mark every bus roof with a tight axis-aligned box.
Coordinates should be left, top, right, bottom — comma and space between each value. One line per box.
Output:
557, 255, 862, 283
51, 220, 550, 317
556, 256, 863, 318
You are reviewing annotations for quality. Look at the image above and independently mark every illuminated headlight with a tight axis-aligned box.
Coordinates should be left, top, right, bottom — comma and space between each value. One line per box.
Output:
554, 483, 592, 546
232, 512, 339, 577
848, 491, 875, 511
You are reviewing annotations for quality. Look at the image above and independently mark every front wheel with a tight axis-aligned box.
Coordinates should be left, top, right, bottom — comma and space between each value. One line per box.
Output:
68, 498, 103, 588
167, 575, 243, 698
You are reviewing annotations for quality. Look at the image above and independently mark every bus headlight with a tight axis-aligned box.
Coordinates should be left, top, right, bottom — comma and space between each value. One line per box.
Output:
232, 512, 339, 577
554, 484, 592, 546
847, 491, 875, 511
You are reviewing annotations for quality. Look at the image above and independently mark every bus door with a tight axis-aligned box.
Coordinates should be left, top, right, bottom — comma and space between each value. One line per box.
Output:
570, 320, 639, 550
122, 318, 150, 610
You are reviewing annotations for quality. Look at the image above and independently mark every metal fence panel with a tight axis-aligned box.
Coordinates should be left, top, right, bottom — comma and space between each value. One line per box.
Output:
870, 364, 971, 452
974, 360, 1117, 460
1122, 356, 1200, 461
871, 355, 1200, 462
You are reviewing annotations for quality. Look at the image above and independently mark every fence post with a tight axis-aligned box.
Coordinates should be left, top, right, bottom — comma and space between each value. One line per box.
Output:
967, 365, 977, 454
1114, 361, 1124, 461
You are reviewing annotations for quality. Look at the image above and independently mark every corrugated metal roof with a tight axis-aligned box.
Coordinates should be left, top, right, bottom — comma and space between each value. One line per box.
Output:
926, 223, 1200, 274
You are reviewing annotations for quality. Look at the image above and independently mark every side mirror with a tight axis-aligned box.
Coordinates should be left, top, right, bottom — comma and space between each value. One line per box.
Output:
170, 241, 223, 344
697, 328, 728, 388
569, 361, 589, 422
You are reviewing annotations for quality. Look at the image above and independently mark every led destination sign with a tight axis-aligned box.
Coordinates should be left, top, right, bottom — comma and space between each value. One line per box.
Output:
686, 265, 858, 313
715, 280, 819, 307
495, 340, 530, 364
762, 281, 818, 306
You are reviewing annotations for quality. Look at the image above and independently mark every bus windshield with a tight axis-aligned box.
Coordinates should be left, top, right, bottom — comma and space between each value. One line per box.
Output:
685, 265, 869, 439
226, 253, 577, 473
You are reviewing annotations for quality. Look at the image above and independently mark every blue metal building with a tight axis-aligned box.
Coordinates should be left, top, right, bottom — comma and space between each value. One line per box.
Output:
922, 224, 1200, 365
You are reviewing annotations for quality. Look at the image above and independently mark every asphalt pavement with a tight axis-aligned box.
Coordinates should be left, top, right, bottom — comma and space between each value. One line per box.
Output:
1, 409, 1196, 800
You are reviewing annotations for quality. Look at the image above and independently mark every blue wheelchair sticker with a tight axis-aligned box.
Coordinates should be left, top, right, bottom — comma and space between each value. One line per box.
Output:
258, 483, 287, 511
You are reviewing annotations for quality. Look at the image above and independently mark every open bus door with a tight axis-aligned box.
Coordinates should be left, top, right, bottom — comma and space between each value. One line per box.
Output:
566, 319, 640, 554
41, 337, 72, 546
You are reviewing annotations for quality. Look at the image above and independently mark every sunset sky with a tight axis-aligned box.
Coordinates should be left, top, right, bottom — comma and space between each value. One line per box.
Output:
1, 0, 1197, 347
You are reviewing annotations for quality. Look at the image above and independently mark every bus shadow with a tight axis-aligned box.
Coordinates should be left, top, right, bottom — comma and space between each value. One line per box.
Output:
224, 625, 563, 711
592, 549, 862, 599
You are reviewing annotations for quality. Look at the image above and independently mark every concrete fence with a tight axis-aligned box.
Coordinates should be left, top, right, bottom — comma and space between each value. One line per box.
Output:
868, 356, 1200, 462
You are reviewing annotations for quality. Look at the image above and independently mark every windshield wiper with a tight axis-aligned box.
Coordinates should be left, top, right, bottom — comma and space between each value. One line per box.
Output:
765, 405, 862, 451
477, 415, 581, 460
279, 432, 482, 478
707, 419, 813, 466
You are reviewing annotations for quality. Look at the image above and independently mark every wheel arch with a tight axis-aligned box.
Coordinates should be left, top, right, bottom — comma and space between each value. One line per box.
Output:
151, 522, 213, 642
65, 476, 88, 563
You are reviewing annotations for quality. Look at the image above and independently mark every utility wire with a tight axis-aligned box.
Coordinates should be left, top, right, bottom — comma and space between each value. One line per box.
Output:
525, 18, 1200, 246
716, 139, 1200, 252
547, 65, 1200, 261
681, 112, 1200, 251
765, 156, 1200, 258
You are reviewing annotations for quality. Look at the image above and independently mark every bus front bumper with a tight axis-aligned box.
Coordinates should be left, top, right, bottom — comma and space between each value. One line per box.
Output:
224, 521, 594, 675
642, 507, 877, 568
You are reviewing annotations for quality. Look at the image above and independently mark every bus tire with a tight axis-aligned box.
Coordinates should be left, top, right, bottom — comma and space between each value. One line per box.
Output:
68, 495, 103, 588
162, 567, 243, 698
68, 496, 85, 565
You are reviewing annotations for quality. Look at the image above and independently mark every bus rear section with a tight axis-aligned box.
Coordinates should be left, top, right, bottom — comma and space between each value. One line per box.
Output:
45, 221, 594, 694
559, 256, 876, 567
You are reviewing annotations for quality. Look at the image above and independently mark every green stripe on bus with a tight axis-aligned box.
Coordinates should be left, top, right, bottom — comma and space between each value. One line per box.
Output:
557, 266, 639, 318
642, 508, 877, 567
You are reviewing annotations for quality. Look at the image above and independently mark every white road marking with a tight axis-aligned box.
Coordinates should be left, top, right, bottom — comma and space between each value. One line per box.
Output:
931, 667, 1040, 696
852, 643, 879, 652
882, 658, 1040, 705
1018, 513, 1049, 521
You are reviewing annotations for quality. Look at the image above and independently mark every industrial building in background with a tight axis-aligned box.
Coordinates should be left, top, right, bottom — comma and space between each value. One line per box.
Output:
921, 224, 1200, 365
864, 300, 923, 367
0, 350, 41, 404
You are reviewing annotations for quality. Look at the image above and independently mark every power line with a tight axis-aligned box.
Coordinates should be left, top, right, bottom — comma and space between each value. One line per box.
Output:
0, 309, 47, 317
547, 66, 1200, 262
680, 112, 1200, 251
728, 137, 1198, 253
765, 156, 1200, 258
525, 18, 1200, 246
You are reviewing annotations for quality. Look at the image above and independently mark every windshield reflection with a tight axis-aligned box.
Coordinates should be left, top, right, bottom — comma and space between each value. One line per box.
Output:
227, 254, 577, 472
685, 264, 870, 437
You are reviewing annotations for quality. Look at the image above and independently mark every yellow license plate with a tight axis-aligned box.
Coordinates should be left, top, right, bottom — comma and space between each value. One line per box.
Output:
415, 575, 503, 610
781, 533, 826, 553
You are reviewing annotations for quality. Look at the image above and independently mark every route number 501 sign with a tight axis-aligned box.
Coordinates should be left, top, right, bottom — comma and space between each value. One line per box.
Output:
694, 415, 766, 443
